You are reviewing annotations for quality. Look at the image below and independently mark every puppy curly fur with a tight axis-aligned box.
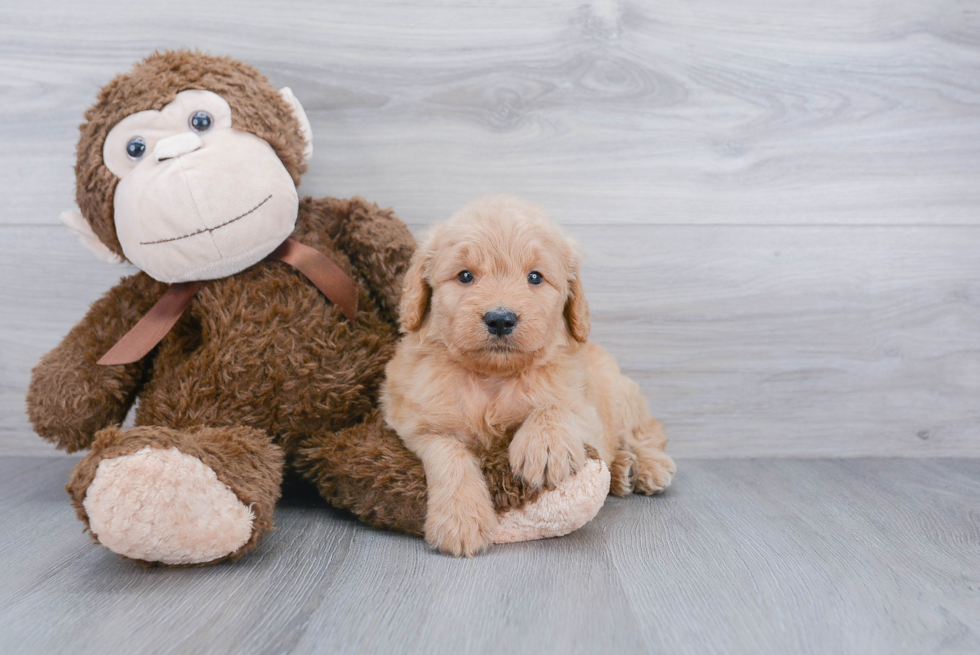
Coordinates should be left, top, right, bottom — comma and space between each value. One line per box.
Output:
382, 195, 675, 557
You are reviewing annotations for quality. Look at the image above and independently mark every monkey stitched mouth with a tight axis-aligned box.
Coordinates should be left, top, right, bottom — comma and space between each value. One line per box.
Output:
140, 194, 273, 245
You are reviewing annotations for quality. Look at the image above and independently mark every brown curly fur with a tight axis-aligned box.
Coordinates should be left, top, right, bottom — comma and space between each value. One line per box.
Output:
294, 411, 428, 536
27, 52, 541, 562
28, 196, 430, 543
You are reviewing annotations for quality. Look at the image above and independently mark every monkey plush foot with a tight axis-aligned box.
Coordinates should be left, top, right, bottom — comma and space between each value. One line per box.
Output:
492, 457, 610, 544
68, 425, 283, 566
83, 447, 255, 564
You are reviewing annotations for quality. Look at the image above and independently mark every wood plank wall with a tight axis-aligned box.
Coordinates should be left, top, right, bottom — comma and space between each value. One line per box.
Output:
1, 0, 978, 456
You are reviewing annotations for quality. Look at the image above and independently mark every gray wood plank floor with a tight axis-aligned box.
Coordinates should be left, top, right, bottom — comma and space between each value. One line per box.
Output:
1, 456, 978, 655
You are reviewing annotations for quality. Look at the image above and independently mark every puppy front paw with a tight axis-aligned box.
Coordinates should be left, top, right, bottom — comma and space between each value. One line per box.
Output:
425, 496, 497, 557
509, 422, 586, 488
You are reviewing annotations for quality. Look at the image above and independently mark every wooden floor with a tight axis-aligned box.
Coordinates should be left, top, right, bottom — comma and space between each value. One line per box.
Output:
2, 456, 978, 655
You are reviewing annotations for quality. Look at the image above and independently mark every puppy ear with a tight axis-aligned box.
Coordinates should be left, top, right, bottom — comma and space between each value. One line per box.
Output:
564, 260, 590, 343
398, 248, 432, 333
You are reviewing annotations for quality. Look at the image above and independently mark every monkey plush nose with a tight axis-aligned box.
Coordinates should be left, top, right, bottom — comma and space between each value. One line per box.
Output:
154, 132, 203, 162
484, 309, 518, 337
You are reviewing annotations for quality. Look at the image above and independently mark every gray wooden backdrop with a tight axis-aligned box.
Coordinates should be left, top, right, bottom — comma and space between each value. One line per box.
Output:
1, 0, 978, 457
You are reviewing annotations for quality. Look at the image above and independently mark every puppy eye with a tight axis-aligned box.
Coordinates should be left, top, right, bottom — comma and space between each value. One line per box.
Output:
457, 270, 474, 284
188, 110, 213, 132
126, 137, 147, 161
528, 271, 544, 285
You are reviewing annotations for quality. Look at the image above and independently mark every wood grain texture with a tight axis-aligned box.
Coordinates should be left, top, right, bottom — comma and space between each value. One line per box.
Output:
1, 0, 979, 457
4, 224, 978, 456
1, 456, 978, 655
1, 0, 979, 226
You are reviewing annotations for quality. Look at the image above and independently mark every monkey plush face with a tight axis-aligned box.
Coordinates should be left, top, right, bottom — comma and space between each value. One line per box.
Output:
103, 89, 301, 282
68, 51, 313, 283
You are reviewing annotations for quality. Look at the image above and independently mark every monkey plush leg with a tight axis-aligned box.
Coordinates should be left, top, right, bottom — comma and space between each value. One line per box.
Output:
294, 413, 610, 543
293, 410, 428, 536
68, 425, 283, 566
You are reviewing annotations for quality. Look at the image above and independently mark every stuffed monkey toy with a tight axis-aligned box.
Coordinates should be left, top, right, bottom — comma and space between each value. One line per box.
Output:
26, 51, 609, 565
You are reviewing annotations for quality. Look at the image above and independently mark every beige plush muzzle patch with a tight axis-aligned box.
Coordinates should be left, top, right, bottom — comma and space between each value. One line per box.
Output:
113, 129, 299, 283
103, 89, 300, 284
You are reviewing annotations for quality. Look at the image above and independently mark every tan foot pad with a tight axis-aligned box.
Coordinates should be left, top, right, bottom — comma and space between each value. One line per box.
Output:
493, 458, 610, 544
83, 446, 254, 565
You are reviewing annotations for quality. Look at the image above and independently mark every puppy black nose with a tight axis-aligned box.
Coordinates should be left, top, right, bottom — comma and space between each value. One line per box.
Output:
484, 309, 518, 336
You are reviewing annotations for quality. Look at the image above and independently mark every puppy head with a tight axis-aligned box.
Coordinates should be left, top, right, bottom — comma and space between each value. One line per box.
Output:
400, 195, 589, 374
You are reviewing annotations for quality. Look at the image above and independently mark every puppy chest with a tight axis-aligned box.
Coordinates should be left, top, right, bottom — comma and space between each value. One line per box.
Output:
456, 377, 532, 442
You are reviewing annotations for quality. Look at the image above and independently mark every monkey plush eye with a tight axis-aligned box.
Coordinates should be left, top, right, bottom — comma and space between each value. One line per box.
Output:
188, 111, 213, 132
126, 137, 147, 161
528, 271, 544, 285
457, 270, 474, 284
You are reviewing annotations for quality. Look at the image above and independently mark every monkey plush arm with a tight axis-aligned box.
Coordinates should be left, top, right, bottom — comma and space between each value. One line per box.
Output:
26, 273, 164, 453
302, 196, 416, 324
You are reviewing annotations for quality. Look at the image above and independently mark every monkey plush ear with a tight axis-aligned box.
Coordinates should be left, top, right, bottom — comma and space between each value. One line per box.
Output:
59, 209, 124, 264
279, 87, 313, 164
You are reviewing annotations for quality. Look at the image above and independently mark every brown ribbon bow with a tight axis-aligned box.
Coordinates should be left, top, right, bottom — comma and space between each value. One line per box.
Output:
97, 238, 358, 366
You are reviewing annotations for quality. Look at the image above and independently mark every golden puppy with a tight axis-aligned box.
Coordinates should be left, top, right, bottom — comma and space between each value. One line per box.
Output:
382, 195, 675, 556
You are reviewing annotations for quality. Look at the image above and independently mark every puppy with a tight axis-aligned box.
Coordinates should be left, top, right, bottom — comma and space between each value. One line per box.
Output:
382, 195, 675, 556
